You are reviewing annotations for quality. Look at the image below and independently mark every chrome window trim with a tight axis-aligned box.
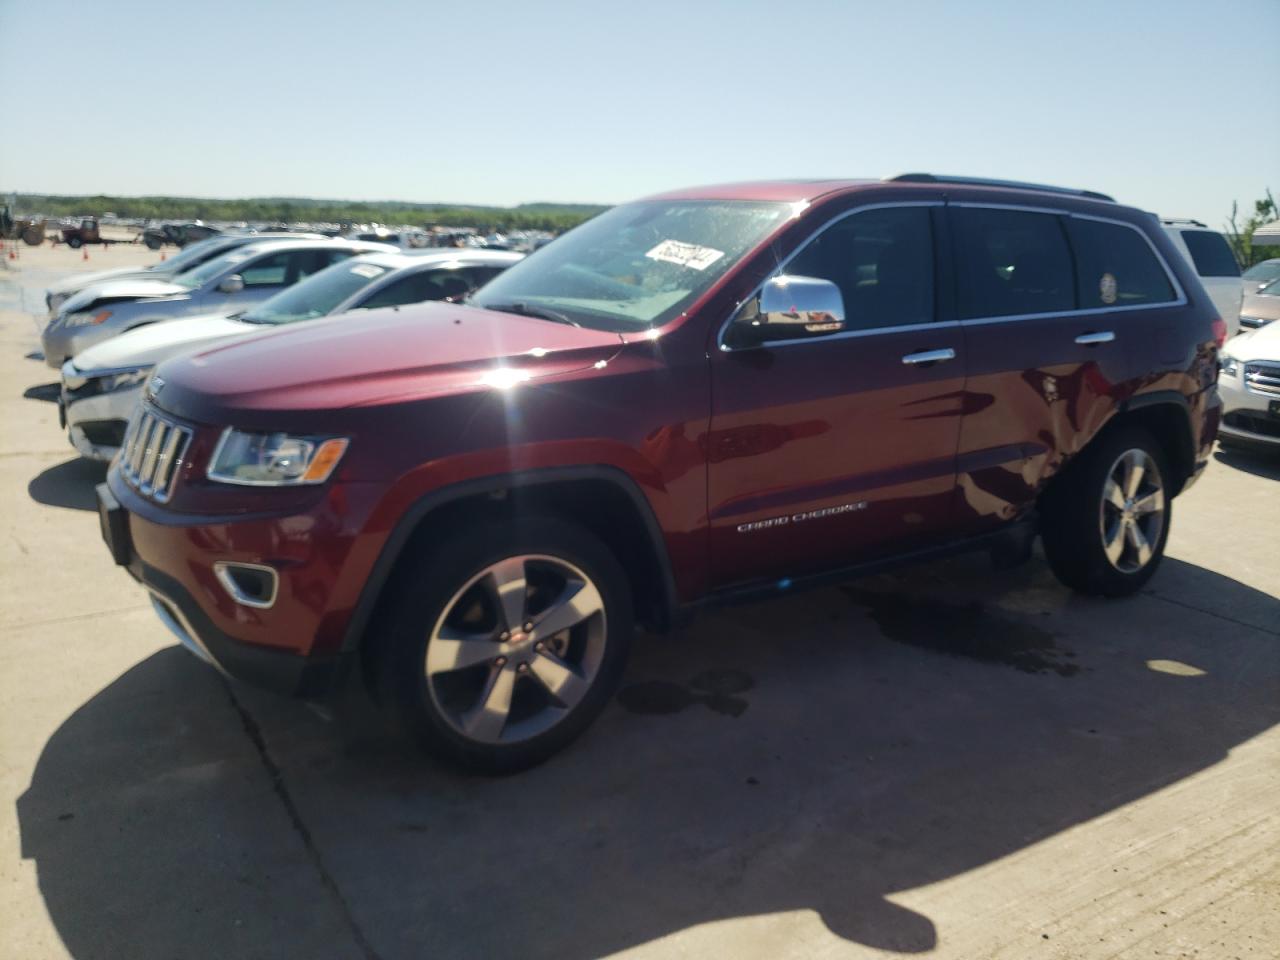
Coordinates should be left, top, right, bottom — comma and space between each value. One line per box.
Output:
716, 200, 944, 352
717, 200, 1190, 351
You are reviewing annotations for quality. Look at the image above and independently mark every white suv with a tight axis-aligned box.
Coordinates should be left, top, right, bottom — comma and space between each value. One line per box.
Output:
1160, 219, 1244, 336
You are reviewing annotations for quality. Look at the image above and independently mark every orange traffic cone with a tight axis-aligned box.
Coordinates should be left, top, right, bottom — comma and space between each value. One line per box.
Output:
160, 249, 166, 261
82, 246, 89, 261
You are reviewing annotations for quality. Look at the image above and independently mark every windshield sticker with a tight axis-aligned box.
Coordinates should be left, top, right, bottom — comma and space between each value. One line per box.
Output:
349, 264, 384, 279
645, 239, 725, 271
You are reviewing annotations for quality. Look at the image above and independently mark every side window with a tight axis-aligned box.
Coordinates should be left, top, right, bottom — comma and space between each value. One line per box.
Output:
237, 251, 291, 287
1069, 219, 1176, 308
785, 207, 934, 331
953, 208, 1075, 319
1180, 230, 1241, 278
358, 268, 479, 310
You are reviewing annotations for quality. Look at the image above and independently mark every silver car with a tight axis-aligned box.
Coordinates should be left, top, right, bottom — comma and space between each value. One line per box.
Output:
41, 238, 395, 367
43, 232, 329, 315
59, 249, 522, 459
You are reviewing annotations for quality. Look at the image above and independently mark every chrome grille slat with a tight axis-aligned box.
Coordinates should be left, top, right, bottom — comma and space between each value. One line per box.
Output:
1245, 361, 1280, 397
139, 421, 165, 491
120, 406, 192, 503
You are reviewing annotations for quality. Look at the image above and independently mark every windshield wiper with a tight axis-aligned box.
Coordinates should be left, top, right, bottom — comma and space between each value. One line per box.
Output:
483, 301, 581, 327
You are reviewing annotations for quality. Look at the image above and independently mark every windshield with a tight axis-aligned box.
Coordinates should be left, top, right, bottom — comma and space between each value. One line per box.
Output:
470, 200, 792, 331
1260, 277, 1280, 297
157, 235, 233, 273
172, 250, 253, 289
1242, 260, 1280, 284
241, 259, 392, 324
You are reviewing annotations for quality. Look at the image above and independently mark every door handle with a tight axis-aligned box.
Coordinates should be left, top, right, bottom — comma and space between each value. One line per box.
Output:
902, 348, 956, 366
1075, 331, 1116, 345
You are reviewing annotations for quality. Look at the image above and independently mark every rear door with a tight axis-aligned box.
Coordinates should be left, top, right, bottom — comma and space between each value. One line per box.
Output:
706, 203, 967, 589
949, 205, 1175, 535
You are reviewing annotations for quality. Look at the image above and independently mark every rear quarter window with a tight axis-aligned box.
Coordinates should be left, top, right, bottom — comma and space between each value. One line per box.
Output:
1180, 230, 1241, 278
1069, 219, 1177, 308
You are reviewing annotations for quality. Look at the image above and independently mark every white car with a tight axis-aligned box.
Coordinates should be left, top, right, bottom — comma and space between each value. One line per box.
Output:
1218, 320, 1280, 449
1159, 219, 1244, 336
59, 249, 522, 460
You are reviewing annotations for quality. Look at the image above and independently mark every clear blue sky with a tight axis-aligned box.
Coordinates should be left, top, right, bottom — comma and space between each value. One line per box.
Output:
1, 0, 1275, 227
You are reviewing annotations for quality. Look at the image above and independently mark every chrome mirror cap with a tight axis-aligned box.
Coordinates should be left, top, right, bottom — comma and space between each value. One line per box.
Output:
736, 275, 846, 343
217, 274, 245, 294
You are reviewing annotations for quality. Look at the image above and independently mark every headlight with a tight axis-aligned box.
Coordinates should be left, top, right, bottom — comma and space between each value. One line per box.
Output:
104, 367, 153, 392
207, 428, 349, 486
63, 310, 113, 328
1220, 355, 1239, 377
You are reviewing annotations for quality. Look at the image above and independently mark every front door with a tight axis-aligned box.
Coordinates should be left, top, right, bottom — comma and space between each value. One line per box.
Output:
707, 204, 967, 590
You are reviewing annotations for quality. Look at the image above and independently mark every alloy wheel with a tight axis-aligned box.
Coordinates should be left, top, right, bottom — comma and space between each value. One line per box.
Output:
425, 554, 607, 744
1098, 448, 1165, 574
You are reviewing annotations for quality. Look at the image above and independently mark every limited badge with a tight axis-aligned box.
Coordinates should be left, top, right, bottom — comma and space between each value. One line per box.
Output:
1099, 272, 1118, 305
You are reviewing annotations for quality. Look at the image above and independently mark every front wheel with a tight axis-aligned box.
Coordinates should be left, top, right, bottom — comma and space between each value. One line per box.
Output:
66, 236, 83, 249
373, 517, 633, 774
1041, 426, 1172, 597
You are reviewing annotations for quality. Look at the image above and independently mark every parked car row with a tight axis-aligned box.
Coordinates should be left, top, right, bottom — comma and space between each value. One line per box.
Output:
59, 248, 521, 458
34, 174, 1265, 774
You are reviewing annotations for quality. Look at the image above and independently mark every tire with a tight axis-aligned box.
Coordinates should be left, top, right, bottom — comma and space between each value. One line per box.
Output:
372, 516, 633, 774
22, 226, 43, 246
144, 236, 162, 250
1041, 426, 1172, 597
66, 236, 83, 249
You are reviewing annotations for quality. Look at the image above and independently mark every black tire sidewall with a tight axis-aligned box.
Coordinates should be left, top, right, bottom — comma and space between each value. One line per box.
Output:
1042, 426, 1173, 597
376, 517, 633, 774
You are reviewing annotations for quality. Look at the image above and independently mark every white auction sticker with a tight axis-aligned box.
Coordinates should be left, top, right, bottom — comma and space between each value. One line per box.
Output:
645, 239, 725, 271
349, 263, 385, 279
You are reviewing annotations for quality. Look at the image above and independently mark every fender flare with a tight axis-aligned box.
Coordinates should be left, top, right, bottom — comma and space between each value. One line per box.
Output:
340, 465, 681, 653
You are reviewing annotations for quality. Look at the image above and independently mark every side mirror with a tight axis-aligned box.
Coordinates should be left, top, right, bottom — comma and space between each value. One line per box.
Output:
732, 275, 846, 344
217, 274, 245, 294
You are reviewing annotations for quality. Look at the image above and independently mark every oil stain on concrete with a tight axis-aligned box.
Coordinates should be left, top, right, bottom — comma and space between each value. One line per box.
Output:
845, 587, 1080, 677
617, 669, 755, 717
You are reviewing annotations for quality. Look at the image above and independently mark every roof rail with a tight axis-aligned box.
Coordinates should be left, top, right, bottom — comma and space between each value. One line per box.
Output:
887, 173, 1115, 203
1159, 217, 1207, 228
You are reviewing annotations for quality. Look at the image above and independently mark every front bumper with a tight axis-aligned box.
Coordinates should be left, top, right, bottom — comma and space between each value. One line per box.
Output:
96, 466, 380, 699
1218, 367, 1280, 446
42, 320, 118, 369
62, 376, 140, 461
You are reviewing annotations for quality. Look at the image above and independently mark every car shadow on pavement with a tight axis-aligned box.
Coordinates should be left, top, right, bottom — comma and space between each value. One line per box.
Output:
22, 382, 60, 403
16, 555, 1280, 960
28, 457, 106, 511
1213, 445, 1280, 481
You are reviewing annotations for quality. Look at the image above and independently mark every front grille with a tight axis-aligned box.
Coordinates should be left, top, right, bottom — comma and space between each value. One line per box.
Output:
1244, 361, 1280, 397
1224, 411, 1280, 439
120, 406, 192, 502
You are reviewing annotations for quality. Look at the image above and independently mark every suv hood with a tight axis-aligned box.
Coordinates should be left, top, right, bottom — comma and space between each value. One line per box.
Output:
1225, 315, 1280, 361
59, 278, 189, 315
155, 302, 627, 420
69, 312, 253, 373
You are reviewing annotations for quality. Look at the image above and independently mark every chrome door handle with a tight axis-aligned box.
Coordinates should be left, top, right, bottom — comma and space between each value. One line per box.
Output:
902, 348, 956, 366
1075, 331, 1115, 345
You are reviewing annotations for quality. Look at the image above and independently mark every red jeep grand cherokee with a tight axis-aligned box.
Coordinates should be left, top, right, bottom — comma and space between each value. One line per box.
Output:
98, 175, 1223, 772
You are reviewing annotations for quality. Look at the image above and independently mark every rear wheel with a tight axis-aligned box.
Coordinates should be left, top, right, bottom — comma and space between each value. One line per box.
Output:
144, 235, 162, 250
1041, 426, 1171, 597
373, 517, 633, 774
66, 236, 83, 249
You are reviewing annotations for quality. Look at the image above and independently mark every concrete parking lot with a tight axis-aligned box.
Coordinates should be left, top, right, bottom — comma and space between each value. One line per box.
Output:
1, 242, 1277, 960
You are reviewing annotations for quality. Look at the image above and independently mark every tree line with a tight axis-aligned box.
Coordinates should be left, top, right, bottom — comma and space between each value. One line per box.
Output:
7, 193, 608, 232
